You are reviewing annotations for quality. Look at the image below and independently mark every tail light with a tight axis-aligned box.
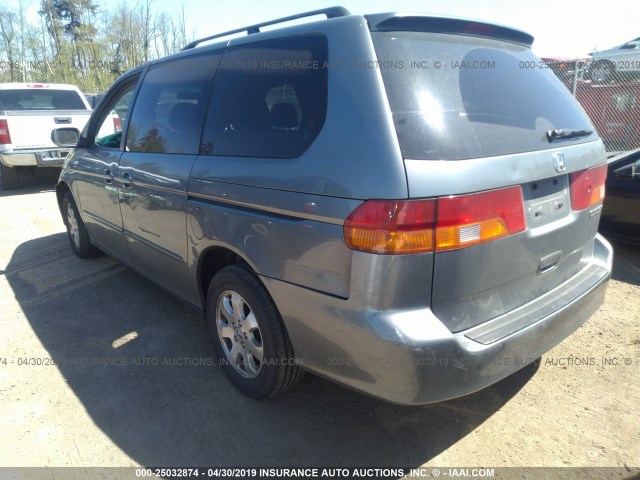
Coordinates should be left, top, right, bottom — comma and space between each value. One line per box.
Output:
436, 186, 525, 251
344, 200, 436, 254
344, 186, 526, 254
570, 164, 607, 211
0, 119, 11, 144
113, 115, 122, 132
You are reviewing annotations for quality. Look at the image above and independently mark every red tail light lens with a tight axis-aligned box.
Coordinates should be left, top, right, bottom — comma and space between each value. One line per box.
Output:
344, 199, 436, 254
344, 186, 526, 254
0, 119, 11, 144
435, 186, 526, 251
570, 164, 607, 211
113, 115, 122, 132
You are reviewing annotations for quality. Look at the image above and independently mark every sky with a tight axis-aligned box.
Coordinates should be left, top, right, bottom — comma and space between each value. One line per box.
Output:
7, 0, 639, 58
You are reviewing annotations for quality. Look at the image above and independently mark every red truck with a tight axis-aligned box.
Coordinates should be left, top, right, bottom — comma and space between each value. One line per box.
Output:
574, 81, 640, 153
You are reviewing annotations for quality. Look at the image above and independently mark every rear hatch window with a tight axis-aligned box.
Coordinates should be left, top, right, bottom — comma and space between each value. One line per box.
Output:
371, 31, 595, 160
0, 89, 87, 110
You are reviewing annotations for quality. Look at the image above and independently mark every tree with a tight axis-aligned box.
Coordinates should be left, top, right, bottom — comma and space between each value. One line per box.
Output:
0, 7, 18, 81
39, 0, 63, 58
0, 0, 193, 91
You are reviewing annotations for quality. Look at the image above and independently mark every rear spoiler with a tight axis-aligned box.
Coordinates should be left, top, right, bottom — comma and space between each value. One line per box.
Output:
365, 13, 534, 47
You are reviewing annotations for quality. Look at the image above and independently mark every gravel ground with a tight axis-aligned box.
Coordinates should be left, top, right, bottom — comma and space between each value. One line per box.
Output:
0, 183, 638, 479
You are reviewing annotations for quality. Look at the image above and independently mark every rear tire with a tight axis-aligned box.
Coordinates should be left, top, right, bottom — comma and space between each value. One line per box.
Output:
62, 191, 100, 258
0, 164, 19, 190
206, 265, 304, 399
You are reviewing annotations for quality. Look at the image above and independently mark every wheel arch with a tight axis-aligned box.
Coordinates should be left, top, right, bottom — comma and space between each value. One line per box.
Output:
197, 245, 252, 312
55, 181, 71, 217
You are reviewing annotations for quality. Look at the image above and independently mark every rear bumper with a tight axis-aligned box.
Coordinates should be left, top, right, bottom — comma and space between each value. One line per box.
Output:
1, 149, 69, 167
264, 234, 613, 405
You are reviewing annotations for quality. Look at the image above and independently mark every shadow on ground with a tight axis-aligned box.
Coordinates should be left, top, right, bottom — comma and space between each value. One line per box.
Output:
609, 239, 640, 287
5, 233, 541, 467
0, 167, 60, 195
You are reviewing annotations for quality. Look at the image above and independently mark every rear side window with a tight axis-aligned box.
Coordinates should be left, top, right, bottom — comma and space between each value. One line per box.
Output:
372, 32, 596, 160
201, 35, 328, 158
0, 89, 87, 110
126, 52, 223, 155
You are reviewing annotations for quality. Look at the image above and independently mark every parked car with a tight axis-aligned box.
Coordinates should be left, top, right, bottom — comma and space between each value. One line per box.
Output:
55, 8, 612, 405
0, 83, 94, 190
84, 93, 104, 109
600, 147, 640, 243
589, 36, 640, 83
575, 81, 640, 152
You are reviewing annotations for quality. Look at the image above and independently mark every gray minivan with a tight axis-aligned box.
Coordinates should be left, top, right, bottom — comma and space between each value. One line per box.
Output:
56, 7, 613, 405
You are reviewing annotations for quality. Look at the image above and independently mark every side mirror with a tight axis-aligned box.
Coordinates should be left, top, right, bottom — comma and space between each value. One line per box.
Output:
51, 127, 80, 148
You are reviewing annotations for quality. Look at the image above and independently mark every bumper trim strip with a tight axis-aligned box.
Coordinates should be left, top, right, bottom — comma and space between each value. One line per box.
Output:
464, 263, 608, 345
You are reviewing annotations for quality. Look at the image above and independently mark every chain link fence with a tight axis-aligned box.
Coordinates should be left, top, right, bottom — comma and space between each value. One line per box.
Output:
543, 57, 640, 156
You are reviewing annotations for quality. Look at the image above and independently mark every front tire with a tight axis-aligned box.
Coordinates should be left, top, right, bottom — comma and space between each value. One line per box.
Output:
206, 265, 304, 399
62, 191, 99, 258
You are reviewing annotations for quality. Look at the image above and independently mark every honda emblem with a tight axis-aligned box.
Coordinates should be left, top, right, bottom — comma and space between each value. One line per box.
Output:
552, 153, 566, 173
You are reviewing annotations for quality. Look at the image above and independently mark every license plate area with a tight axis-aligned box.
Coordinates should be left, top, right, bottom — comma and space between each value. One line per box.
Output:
522, 175, 570, 227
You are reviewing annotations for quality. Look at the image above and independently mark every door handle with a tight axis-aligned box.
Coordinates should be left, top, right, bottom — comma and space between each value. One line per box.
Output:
104, 168, 113, 184
538, 251, 562, 276
121, 172, 134, 189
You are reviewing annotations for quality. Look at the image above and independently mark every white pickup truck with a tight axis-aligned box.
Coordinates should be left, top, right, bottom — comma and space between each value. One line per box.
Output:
0, 83, 99, 190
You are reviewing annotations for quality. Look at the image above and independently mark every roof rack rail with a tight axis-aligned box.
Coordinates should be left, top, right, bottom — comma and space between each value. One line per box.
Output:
182, 6, 351, 50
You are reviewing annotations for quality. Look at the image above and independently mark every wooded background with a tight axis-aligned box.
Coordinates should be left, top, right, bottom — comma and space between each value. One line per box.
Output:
0, 0, 193, 93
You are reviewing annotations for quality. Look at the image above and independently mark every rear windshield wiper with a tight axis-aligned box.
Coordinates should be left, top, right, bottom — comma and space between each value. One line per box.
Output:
547, 129, 593, 141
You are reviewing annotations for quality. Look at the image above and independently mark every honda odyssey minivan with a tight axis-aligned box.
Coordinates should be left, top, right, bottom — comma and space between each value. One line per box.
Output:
56, 7, 613, 404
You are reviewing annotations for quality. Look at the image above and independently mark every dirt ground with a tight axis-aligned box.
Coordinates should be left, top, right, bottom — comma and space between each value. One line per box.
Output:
0, 182, 639, 477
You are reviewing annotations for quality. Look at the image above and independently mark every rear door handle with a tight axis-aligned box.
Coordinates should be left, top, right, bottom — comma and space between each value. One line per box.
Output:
104, 168, 113, 184
121, 172, 134, 189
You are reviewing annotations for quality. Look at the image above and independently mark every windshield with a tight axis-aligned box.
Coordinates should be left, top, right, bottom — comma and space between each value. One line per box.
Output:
0, 89, 87, 111
372, 31, 596, 160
